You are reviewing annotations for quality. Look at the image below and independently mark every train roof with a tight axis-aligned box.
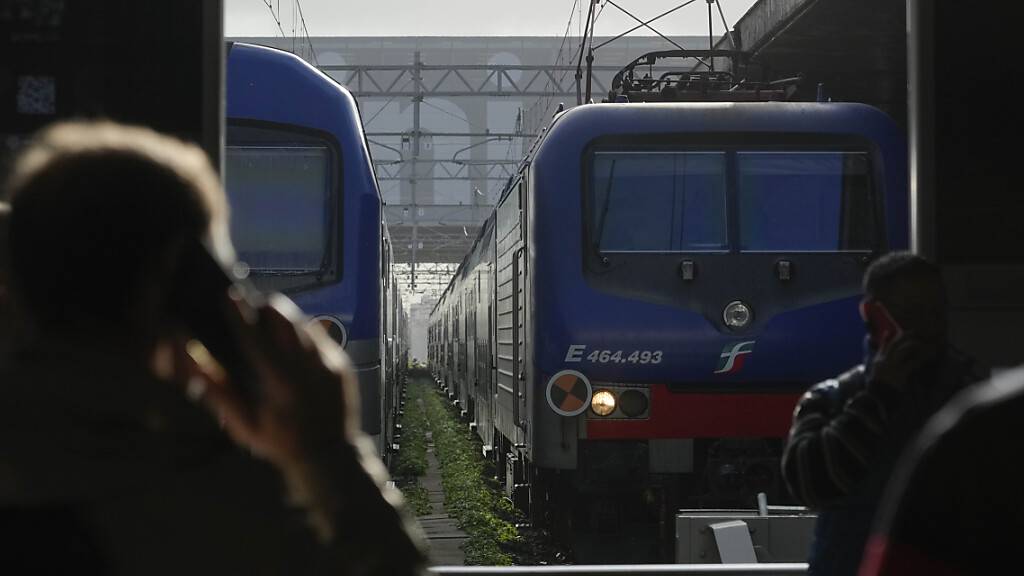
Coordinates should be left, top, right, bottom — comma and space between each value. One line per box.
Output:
228, 42, 360, 121
430, 213, 496, 318
541, 101, 900, 147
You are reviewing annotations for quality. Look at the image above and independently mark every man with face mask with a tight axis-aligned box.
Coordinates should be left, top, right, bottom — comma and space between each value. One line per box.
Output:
780, 252, 986, 576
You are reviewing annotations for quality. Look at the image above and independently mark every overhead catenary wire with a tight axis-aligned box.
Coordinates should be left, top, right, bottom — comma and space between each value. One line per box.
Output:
529, 0, 582, 133
420, 100, 490, 135
295, 0, 319, 66
605, 0, 686, 52
362, 78, 415, 127
260, 0, 288, 38
258, 0, 317, 66
557, 0, 581, 64
600, 0, 712, 70
591, 0, 700, 51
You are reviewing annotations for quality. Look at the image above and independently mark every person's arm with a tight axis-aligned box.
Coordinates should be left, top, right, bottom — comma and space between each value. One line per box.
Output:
782, 366, 893, 508
782, 336, 927, 509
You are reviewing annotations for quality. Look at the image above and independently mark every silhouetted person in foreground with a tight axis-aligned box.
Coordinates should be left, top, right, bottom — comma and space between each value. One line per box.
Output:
0, 121, 426, 575
781, 252, 986, 576
860, 366, 1024, 575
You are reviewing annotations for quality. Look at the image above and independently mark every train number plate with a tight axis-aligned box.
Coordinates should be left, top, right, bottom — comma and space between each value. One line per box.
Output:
564, 345, 663, 365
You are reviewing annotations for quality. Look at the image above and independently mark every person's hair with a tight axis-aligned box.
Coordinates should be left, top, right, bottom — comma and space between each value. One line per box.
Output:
3, 121, 227, 331
863, 251, 947, 339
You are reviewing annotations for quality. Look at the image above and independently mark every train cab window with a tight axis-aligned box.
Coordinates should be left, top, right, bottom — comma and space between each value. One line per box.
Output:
737, 151, 874, 252
227, 144, 331, 271
591, 151, 728, 252
225, 123, 339, 281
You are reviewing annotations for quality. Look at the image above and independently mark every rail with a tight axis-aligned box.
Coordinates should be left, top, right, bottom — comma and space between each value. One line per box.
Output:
430, 564, 808, 576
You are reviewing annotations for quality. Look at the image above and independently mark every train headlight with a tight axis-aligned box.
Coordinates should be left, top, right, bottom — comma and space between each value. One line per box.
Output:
312, 315, 348, 348
591, 389, 617, 416
723, 301, 752, 329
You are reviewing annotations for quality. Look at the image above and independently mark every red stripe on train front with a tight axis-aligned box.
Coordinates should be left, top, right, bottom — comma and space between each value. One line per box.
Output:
586, 384, 799, 439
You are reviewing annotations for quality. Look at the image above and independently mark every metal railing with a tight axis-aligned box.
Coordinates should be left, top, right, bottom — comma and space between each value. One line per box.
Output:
430, 564, 808, 576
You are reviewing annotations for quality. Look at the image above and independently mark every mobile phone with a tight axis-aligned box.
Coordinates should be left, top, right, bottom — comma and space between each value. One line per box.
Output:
859, 299, 904, 352
166, 237, 262, 402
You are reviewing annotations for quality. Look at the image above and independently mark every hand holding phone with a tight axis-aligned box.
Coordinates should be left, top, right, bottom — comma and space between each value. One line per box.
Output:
163, 238, 423, 555
166, 237, 264, 403
165, 236, 357, 457
861, 300, 939, 390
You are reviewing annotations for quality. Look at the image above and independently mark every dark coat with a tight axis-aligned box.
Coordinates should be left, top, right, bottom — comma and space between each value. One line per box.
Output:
864, 364, 1024, 575
0, 335, 423, 575
782, 347, 985, 576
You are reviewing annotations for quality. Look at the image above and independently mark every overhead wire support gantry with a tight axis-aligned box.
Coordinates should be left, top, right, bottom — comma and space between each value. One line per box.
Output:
318, 64, 624, 98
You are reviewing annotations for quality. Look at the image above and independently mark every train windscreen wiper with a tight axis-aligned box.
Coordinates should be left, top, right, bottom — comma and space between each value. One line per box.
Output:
592, 159, 616, 263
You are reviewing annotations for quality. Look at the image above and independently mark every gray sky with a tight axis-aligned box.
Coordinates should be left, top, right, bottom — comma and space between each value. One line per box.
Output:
225, 0, 759, 38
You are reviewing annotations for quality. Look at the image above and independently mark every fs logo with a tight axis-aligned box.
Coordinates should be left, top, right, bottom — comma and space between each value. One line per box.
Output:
714, 341, 756, 374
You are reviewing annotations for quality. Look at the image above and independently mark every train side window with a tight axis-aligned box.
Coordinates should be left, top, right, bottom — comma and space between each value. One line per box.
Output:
737, 151, 874, 252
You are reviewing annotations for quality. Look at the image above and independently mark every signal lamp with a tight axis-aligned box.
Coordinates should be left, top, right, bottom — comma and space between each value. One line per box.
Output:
618, 389, 649, 417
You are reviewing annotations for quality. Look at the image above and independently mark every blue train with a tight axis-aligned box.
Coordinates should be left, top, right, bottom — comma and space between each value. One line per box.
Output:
225, 43, 407, 460
429, 101, 906, 540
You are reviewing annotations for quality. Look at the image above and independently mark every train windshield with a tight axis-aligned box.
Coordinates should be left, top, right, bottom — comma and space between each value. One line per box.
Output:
738, 151, 874, 251
590, 149, 875, 253
592, 152, 728, 252
225, 144, 334, 273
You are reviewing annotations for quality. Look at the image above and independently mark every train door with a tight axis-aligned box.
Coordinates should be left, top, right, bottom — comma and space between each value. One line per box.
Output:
456, 296, 460, 392
475, 276, 483, 418
518, 176, 529, 437
460, 297, 466, 398
475, 270, 485, 421
465, 285, 476, 416
495, 177, 523, 445
491, 234, 499, 444
444, 309, 450, 387
380, 236, 391, 454
513, 247, 527, 432
477, 266, 493, 448
454, 300, 461, 395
